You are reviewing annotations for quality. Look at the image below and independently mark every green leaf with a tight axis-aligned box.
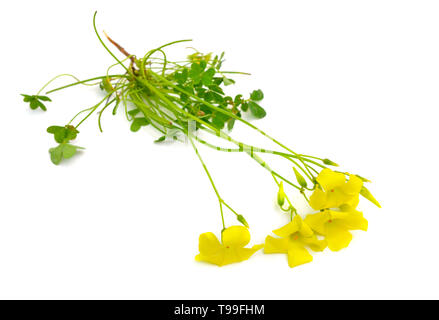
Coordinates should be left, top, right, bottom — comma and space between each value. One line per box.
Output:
241, 101, 249, 112
130, 118, 149, 132
223, 77, 235, 86
49, 143, 83, 165
234, 94, 243, 106
250, 89, 264, 101
189, 63, 204, 84
49, 145, 63, 165
128, 108, 140, 117
199, 60, 207, 70
175, 68, 188, 84
227, 118, 235, 131
21, 94, 51, 111
36, 95, 52, 102
211, 112, 229, 129
154, 136, 166, 143
201, 68, 215, 86
293, 167, 307, 188
208, 85, 224, 95
62, 144, 77, 159
212, 77, 223, 85
248, 101, 266, 119
64, 125, 79, 141
21, 94, 32, 102
47, 125, 78, 143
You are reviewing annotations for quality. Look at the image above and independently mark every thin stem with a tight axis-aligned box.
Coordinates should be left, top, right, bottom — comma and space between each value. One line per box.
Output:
46, 75, 127, 94
93, 11, 128, 72
37, 74, 95, 95
188, 134, 225, 230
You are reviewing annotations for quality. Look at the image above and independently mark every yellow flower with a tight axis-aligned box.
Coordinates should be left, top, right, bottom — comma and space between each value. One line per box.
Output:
264, 215, 327, 268
309, 168, 362, 210
195, 226, 263, 266
304, 207, 368, 251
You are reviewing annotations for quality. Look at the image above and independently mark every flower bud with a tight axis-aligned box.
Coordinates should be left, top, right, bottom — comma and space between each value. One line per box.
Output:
237, 215, 249, 228
277, 181, 286, 207
360, 186, 381, 208
293, 167, 307, 188
322, 158, 339, 166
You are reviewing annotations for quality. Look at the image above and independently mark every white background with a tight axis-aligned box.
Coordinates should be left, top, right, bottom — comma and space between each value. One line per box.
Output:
0, 0, 438, 299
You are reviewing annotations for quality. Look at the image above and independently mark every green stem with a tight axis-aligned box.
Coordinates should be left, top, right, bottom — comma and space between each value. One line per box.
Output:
45, 75, 127, 94
188, 134, 225, 230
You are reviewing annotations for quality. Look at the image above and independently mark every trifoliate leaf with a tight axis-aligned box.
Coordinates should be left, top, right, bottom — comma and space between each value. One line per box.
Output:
248, 101, 266, 119
49, 143, 83, 165
21, 94, 51, 111
250, 89, 264, 101
293, 167, 307, 188
47, 125, 79, 144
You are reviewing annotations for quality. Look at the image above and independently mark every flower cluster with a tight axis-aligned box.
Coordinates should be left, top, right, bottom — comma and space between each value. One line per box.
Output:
196, 168, 380, 268
22, 20, 379, 269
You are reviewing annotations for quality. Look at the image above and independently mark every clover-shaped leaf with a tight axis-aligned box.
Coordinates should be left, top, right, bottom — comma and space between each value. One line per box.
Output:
21, 94, 52, 111
49, 143, 84, 165
47, 125, 79, 143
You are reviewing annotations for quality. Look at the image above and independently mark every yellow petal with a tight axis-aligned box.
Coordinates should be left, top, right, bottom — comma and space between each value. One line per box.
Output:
304, 211, 329, 235
316, 168, 346, 191
330, 209, 368, 231
298, 219, 314, 238
300, 235, 327, 252
345, 194, 360, 209
222, 226, 250, 248
273, 215, 302, 237
287, 242, 313, 268
195, 251, 226, 266
264, 235, 289, 253
325, 221, 353, 251
341, 174, 363, 195
235, 245, 264, 261
222, 245, 263, 265
309, 188, 327, 210
198, 232, 222, 256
